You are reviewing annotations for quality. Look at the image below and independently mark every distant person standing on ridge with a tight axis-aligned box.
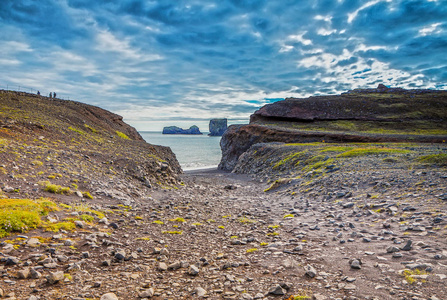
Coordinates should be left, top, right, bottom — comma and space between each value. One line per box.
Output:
49, 92, 52, 98
37, 91, 40, 95
54, 92, 57, 98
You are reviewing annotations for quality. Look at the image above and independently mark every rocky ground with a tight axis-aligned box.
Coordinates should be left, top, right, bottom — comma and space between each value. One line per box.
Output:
1, 89, 446, 300
1, 146, 446, 300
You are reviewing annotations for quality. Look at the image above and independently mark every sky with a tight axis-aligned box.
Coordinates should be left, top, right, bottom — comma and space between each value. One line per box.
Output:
1, 0, 446, 131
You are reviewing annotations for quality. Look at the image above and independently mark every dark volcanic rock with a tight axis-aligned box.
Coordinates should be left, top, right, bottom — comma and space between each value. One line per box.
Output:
209, 118, 227, 136
219, 88, 447, 171
162, 125, 202, 135
250, 89, 446, 123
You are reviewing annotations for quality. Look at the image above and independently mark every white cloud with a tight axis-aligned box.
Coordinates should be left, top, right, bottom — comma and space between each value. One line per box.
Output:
418, 22, 443, 36
287, 33, 313, 45
95, 30, 163, 61
347, 0, 390, 23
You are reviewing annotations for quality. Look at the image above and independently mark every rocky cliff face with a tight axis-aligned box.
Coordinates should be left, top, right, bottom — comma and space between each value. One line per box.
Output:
219, 88, 447, 171
162, 125, 202, 135
209, 118, 227, 136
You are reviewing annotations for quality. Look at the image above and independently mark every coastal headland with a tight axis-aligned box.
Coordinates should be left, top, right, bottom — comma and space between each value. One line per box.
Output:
0, 88, 446, 300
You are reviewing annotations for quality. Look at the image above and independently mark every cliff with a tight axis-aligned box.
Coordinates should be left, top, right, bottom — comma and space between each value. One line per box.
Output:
162, 125, 202, 135
0, 90, 182, 194
219, 87, 447, 171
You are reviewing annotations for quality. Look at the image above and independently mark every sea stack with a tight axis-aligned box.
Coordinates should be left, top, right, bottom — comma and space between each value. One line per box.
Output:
162, 125, 202, 135
208, 118, 227, 136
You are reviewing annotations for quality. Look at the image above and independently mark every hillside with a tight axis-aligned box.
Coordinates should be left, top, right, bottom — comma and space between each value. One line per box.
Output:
0, 90, 181, 200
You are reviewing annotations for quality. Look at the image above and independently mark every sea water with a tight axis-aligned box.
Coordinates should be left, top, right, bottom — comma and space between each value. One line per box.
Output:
139, 131, 222, 171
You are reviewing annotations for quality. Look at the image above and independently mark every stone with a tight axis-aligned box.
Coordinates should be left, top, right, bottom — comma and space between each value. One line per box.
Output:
188, 264, 200, 276
304, 264, 317, 278
26, 238, 41, 247
158, 262, 168, 271
401, 240, 412, 251
30, 268, 42, 279
139, 288, 154, 298
100, 293, 119, 300
168, 261, 181, 270
313, 294, 327, 300
47, 271, 64, 284
387, 246, 400, 253
114, 249, 126, 260
5, 257, 19, 265
17, 268, 30, 279
268, 284, 286, 295
350, 259, 362, 269
195, 287, 207, 297
74, 220, 85, 228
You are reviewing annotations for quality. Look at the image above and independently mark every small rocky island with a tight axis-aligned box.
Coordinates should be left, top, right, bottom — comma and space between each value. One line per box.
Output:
162, 125, 202, 135
208, 118, 228, 136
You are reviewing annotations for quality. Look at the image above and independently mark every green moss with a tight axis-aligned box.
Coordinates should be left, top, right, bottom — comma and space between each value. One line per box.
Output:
273, 151, 306, 168
264, 178, 290, 192
337, 147, 411, 157
45, 221, 76, 232
43, 183, 71, 195
162, 230, 183, 234
417, 153, 447, 166
246, 248, 258, 253
116, 131, 130, 140
239, 217, 256, 224
84, 124, 97, 133
73, 204, 105, 219
169, 217, 186, 223
79, 214, 94, 222
152, 220, 164, 225
68, 126, 85, 135
82, 191, 93, 199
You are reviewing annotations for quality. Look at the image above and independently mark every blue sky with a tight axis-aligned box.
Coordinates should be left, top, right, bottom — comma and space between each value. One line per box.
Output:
1, 0, 446, 131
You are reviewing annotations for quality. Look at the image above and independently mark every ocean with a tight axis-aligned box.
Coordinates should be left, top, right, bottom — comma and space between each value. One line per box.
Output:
139, 131, 222, 171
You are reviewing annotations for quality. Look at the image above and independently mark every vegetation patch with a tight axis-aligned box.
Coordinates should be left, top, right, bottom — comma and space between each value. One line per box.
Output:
82, 191, 93, 199
45, 221, 76, 232
116, 131, 130, 140
41, 182, 71, 195
264, 178, 290, 192
239, 217, 256, 224
273, 151, 306, 169
68, 126, 85, 135
337, 147, 411, 157
169, 217, 186, 223
162, 230, 183, 234
84, 124, 97, 133
417, 153, 447, 166
0, 198, 59, 237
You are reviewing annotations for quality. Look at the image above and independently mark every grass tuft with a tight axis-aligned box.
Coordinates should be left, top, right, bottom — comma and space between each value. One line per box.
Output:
417, 153, 447, 166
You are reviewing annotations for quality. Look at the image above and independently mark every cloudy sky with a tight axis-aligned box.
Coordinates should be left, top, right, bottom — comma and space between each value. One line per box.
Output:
1, 0, 446, 131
